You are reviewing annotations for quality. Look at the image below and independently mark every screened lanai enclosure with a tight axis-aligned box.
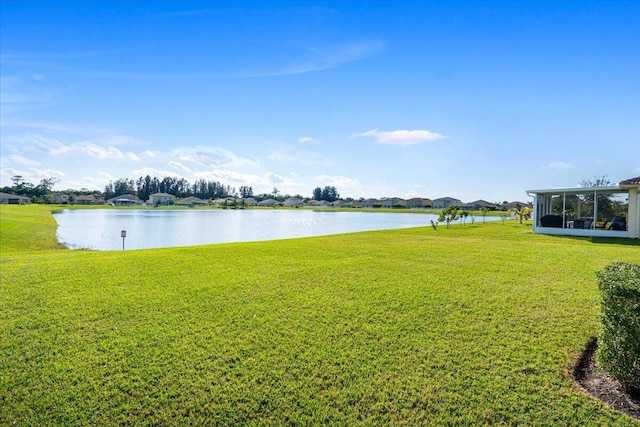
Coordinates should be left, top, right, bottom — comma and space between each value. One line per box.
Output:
527, 177, 640, 239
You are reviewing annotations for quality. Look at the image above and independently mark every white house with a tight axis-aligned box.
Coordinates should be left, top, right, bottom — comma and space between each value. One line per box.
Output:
527, 176, 640, 239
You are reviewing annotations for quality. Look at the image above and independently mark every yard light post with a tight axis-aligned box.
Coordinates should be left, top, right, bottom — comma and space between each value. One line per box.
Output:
121, 230, 126, 250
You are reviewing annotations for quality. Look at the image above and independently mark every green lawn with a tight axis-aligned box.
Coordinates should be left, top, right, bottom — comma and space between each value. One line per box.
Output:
1, 204, 639, 426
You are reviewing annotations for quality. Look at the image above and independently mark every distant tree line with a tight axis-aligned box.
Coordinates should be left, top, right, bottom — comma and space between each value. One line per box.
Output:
103, 175, 242, 201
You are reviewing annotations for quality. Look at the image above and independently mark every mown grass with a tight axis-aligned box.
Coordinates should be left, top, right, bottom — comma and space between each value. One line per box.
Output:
1, 204, 639, 426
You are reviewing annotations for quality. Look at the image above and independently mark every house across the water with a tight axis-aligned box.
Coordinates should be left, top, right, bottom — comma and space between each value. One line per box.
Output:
527, 176, 640, 239
0, 192, 32, 204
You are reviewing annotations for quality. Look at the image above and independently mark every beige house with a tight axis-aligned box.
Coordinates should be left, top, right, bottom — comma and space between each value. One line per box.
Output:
527, 176, 640, 239
177, 196, 207, 206
361, 199, 382, 208
148, 193, 175, 206
0, 192, 31, 204
283, 197, 304, 207
53, 193, 70, 204
108, 194, 143, 206
257, 198, 281, 207
406, 198, 433, 209
433, 197, 462, 209
462, 200, 497, 210
382, 197, 406, 208
74, 194, 98, 205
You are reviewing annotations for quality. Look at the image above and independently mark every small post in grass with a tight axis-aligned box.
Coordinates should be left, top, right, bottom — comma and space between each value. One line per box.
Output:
121, 229, 126, 250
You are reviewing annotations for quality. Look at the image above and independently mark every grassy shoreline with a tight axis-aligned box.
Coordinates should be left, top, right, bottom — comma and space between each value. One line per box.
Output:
1, 205, 639, 425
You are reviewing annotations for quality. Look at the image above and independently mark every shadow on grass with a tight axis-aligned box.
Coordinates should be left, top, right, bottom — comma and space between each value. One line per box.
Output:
573, 337, 640, 420
544, 235, 640, 246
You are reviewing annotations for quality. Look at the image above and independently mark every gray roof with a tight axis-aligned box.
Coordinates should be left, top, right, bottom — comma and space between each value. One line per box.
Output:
0, 192, 31, 200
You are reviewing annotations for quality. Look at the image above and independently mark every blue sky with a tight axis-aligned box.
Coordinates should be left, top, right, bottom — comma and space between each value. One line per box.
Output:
1, 1, 638, 202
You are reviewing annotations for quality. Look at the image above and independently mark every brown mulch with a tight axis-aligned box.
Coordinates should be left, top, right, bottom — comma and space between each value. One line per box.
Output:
573, 337, 640, 421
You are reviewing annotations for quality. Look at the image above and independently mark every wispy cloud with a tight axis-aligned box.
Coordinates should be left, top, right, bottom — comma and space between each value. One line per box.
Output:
235, 40, 386, 78
2, 39, 385, 82
4, 154, 41, 167
354, 129, 445, 145
313, 174, 359, 187
131, 167, 187, 180
267, 146, 334, 165
0, 119, 94, 133
548, 161, 573, 170
298, 136, 317, 144
50, 142, 127, 159
171, 146, 257, 168
169, 161, 191, 172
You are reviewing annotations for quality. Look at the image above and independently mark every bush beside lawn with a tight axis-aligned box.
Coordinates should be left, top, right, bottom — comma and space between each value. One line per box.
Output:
1, 205, 639, 426
597, 262, 640, 392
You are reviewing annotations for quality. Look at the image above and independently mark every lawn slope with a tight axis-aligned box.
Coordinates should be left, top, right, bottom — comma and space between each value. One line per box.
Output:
1, 205, 639, 426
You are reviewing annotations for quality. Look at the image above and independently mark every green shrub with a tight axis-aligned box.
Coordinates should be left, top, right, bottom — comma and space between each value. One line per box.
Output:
596, 262, 640, 391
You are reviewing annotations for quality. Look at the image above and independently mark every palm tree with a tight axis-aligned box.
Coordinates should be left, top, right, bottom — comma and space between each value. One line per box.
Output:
510, 207, 532, 224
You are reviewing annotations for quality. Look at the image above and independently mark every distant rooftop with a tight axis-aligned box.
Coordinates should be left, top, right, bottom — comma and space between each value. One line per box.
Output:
620, 176, 640, 186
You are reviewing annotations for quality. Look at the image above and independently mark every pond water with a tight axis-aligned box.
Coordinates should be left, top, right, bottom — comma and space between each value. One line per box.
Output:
54, 209, 492, 251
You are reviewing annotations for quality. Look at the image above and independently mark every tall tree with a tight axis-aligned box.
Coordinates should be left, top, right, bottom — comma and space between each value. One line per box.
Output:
239, 186, 253, 198
112, 178, 135, 196
312, 187, 322, 201
320, 186, 339, 202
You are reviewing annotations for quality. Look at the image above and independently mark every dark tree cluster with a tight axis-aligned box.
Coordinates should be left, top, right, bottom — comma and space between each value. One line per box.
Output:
312, 186, 340, 202
1, 176, 58, 203
104, 175, 238, 200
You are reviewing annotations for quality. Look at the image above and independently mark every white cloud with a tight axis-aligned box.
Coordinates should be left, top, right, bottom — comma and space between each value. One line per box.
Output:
267, 146, 334, 165
50, 142, 126, 159
127, 152, 141, 161
354, 129, 445, 145
548, 161, 573, 170
67, 175, 111, 190
143, 150, 157, 158
4, 154, 41, 167
103, 135, 145, 147
98, 171, 115, 180
298, 136, 317, 144
1, 120, 83, 133
313, 174, 359, 187
169, 161, 191, 172
27, 167, 65, 179
266, 173, 286, 184
171, 146, 257, 168
232, 40, 387, 78
131, 167, 185, 180
14, 133, 67, 153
